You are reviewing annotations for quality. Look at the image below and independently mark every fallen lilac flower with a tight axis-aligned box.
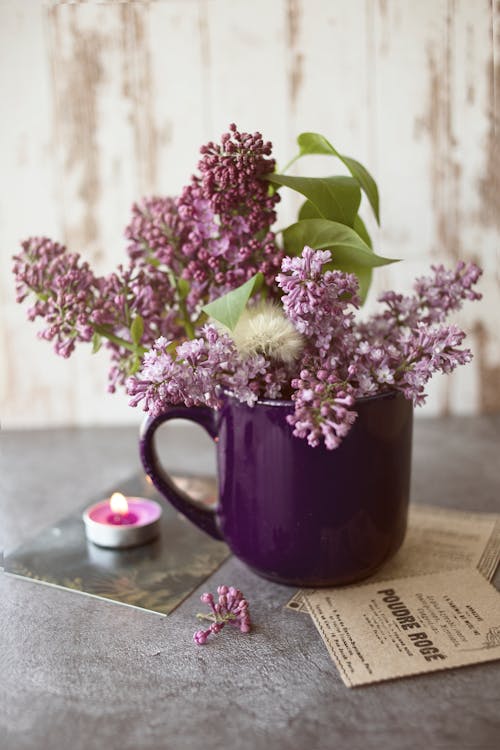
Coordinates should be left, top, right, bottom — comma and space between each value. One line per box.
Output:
193, 585, 251, 645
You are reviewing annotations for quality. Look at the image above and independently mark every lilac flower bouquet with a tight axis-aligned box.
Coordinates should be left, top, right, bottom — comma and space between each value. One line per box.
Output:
13, 125, 482, 449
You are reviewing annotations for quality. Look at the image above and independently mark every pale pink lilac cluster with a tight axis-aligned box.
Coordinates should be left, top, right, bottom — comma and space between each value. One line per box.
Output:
193, 585, 251, 645
350, 261, 481, 406
127, 324, 267, 415
127, 249, 481, 447
276, 247, 481, 447
278, 248, 360, 356
277, 247, 360, 448
288, 365, 357, 450
363, 261, 482, 335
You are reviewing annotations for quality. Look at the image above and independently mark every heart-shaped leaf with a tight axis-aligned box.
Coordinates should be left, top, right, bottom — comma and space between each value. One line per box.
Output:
298, 203, 374, 252
282, 219, 396, 269
267, 173, 361, 227
297, 132, 380, 225
202, 273, 263, 331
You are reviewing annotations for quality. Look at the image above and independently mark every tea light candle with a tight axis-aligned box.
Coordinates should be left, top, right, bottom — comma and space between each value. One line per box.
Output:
83, 492, 162, 549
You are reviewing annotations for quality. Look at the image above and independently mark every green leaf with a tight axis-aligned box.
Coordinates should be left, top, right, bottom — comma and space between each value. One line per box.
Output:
335, 261, 373, 305
129, 355, 142, 375
165, 340, 179, 357
267, 173, 361, 227
202, 273, 263, 331
299, 204, 374, 250
350, 216, 373, 303
341, 156, 380, 225
298, 199, 322, 221
296, 132, 380, 224
352, 214, 372, 249
91, 332, 102, 354
355, 267, 372, 304
297, 132, 340, 157
193, 311, 209, 327
282, 218, 397, 269
130, 314, 144, 347
177, 278, 190, 301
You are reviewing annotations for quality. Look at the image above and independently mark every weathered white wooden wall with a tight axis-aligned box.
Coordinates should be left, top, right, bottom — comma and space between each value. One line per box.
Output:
1, 0, 498, 428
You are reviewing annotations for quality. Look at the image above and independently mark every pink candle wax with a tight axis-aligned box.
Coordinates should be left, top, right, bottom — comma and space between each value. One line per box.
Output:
107, 511, 139, 525
83, 496, 162, 549
88, 499, 159, 525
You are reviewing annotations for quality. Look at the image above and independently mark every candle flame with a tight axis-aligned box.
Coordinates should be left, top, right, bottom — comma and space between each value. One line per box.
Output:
109, 492, 129, 515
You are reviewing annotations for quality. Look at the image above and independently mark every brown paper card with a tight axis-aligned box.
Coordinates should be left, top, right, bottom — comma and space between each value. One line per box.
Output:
286, 504, 500, 613
304, 568, 500, 687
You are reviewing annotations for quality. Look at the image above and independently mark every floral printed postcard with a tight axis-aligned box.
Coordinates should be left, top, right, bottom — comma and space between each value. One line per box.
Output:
4, 474, 228, 616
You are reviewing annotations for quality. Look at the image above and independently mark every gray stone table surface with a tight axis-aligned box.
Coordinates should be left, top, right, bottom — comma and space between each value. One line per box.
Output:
1, 415, 499, 750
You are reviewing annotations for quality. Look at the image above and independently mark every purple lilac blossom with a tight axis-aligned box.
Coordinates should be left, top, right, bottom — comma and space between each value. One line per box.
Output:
351, 261, 482, 406
13, 129, 482, 454
12, 237, 98, 358
97, 263, 185, 393
256, 363, 293, 400
13, 234, 481, 451
176, 124, 283, 304
277, 246, 360, 358
277, 246, 361, 445
193, 585, 251, 645
12, 238, 185, 390
364, 261, 482, 334
125, 195, 182, 273
289, 363, 357, 450
388, 323, 472, 405
124, 126, 284, 314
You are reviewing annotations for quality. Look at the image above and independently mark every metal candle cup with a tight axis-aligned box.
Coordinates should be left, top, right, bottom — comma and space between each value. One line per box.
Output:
83, 493, 162, 549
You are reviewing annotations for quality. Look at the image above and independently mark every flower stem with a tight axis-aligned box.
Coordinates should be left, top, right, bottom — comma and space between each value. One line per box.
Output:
280, 153, 301, 174
179, 299, 195, 339
94, 326, 147, 356
196, 613, 216, 623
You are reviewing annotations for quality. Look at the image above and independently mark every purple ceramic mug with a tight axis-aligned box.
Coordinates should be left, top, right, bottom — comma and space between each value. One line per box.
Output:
139, 390, 413, 587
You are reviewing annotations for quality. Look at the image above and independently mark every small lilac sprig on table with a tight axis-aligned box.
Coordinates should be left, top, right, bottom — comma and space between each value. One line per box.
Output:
193, 586, 251, 645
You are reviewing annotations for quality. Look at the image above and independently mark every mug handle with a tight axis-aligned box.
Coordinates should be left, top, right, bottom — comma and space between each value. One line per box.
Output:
139, 406, 223, 541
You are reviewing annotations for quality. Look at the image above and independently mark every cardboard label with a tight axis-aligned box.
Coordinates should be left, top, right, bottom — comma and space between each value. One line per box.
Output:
304, 569, 500, 687
286, 504, 500, 613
